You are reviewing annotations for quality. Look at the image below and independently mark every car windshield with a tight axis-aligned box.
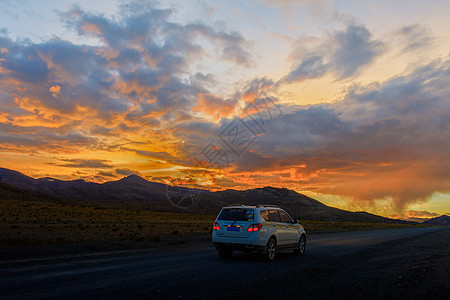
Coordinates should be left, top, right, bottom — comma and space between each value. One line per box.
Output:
218, 208, 254, 221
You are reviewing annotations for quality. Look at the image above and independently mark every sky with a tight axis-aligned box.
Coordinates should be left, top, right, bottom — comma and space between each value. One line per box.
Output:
0, 0, 449, 218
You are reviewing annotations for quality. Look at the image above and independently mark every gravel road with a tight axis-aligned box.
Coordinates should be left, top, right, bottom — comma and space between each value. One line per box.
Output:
0, 227, 447, 299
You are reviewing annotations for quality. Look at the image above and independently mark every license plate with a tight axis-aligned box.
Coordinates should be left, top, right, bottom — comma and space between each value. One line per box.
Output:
227, 226, 240, 232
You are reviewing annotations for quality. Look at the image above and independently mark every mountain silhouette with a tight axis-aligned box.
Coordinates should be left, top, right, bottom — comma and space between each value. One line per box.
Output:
422, 215, 450, 226
0, 167, 414, 223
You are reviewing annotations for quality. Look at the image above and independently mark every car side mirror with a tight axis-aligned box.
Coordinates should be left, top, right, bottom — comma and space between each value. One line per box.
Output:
293, 219, 298, 224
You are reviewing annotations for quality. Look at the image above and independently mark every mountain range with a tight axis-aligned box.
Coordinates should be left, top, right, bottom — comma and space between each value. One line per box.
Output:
0, 167, 442, 224
422, 215, 450, 226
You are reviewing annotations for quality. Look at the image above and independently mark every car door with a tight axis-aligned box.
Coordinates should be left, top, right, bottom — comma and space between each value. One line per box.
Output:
278, 210, 299, 244
267, 210, 289, 245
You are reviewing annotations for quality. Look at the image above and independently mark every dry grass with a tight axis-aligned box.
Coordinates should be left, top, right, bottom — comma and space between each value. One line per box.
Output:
0, 200, 215, 247
0, 200, 429, 248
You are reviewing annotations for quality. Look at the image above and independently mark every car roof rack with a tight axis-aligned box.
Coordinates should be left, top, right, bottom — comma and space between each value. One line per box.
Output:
225, 204, 280, 208
256, 204, 279, 208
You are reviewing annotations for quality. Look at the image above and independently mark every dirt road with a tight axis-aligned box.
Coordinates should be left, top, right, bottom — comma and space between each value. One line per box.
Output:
0, 227, 447, 299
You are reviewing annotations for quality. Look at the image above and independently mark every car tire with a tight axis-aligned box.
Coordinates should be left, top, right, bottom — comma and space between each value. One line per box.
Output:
294, 235, 306, 256
264, 237, 277, 262
217, 247, 233, 259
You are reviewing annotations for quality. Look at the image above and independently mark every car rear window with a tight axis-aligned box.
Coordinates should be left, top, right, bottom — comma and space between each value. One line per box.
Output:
260, 210, 270, 221
218, 208, 254, 221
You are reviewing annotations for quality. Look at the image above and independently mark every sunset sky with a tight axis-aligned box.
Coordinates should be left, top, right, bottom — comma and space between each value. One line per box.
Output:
0, 0, 449, 218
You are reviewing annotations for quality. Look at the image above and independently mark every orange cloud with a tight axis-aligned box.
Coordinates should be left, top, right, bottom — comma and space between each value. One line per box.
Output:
81, 22, 102, 36
389, 210, 441, 222
243, 84, 271, 103
0, 48, 7, 74
193, 93, 238, 120
49, 85, 61, 97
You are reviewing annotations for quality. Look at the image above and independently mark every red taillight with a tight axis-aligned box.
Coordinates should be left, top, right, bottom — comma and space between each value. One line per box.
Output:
213, 222, 220, 230
247, 223, 262, 232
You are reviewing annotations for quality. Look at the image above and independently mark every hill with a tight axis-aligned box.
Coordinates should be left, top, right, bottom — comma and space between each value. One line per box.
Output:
0, 180, 63, 203
0, 167, 208, 211
196, 187, 412, 223
0, 167, 414, 224
422, 215, 450, 226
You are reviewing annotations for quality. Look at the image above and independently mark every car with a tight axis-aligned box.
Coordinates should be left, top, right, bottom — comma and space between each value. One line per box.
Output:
212, 204, 306, 261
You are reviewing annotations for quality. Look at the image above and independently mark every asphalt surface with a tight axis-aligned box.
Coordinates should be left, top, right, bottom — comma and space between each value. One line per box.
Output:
0, 227, 444, 299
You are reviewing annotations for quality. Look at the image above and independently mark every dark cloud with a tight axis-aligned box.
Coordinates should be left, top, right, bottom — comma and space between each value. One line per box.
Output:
0, 0, 254, 150
229, 58, 450, 210
284, 24, 384, 82
396, 24, 434, 52
189, 73, 218, 91
129, 148, 198, 168
221, 44, 254, 67
52, 158, 113, 168
96, 171, 117, 178
283, 56, 326, 83
242, 104, 346, 158
0, 36, 128, 116
115, 168, 142, 176
0, 123, 95, 153
2, 44, 49, 83
135, 150, 178, 162
331, 25, 384, 78
242, 77, 275, 102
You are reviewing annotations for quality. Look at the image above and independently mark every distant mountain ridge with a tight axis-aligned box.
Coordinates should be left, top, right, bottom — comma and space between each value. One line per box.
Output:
0, 167, 414, 224
422, 215, 450, 226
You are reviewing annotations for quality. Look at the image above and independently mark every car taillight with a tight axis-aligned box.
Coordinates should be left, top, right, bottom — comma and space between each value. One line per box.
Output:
247, 223, 262, 232
213, 222, 220, 230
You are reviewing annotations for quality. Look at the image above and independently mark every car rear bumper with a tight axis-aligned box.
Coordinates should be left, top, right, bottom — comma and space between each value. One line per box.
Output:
213, 241, 266, 252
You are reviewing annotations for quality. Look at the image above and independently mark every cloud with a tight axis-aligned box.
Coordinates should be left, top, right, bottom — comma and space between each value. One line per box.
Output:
284, 24, 385, 83
97, 171, 117, 178
49, 85, 61, 97
0, 1, 254, 157
51, 158, 113, 168
390, 210, 441, 222
396, 24, 434, 52
258, 0, 331, 15
135, 150, 179, 162
193, 93, 238, 120
406, 210, 440, 218
0, 122, 95, 154
115, 168, 142, 176
223, 57, 450, 211
242, 77, 275, 103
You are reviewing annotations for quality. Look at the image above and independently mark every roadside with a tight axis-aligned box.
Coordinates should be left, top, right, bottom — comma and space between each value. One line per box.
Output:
0, 233, 212, 261
1, 225, 436, 261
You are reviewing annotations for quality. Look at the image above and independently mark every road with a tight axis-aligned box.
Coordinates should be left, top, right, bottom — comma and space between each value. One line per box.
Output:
0, 227, 444, 299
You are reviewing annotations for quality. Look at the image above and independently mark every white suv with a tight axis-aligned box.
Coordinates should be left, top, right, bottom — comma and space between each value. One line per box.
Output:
212, 204, 306, 261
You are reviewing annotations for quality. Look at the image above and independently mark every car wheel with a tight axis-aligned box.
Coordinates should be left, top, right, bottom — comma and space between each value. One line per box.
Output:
217, 247, 233, 259
294, 235, 306, 256
265, 238, 277, 262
